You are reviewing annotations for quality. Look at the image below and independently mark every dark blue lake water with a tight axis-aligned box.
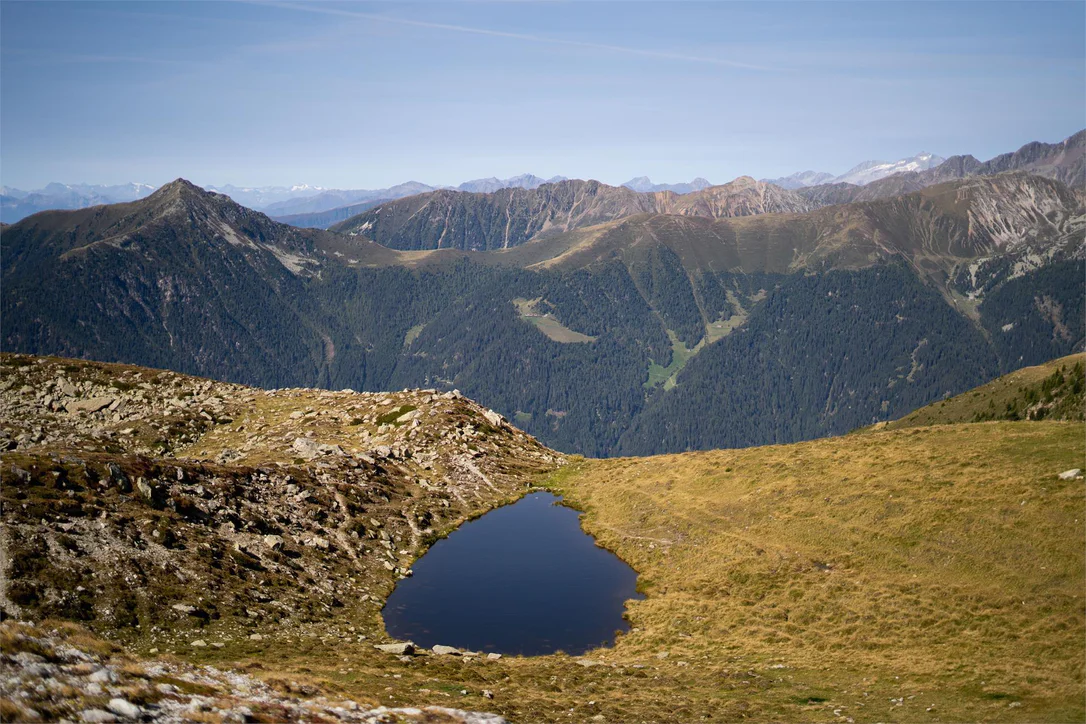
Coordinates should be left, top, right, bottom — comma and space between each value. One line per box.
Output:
382, 492, 643, 656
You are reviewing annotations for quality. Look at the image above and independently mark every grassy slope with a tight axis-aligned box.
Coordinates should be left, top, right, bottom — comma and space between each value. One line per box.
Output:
645, 330, 701, 389
549, 421, 1084, 722
512, 298, 596, 343
883, 353, 1084, 430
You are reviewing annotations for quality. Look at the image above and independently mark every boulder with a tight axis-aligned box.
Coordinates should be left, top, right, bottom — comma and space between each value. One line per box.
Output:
432, 645, 461, 656
104, 463, 131, 492
87, 667, 117, 683
374, 642, 415, 655
292, 437, 344, 458
1058, 469, 1082, 480
483, 410, 505, 428
65, 397, 114, 414
136, 478, 166, 507
106, 699, 141, 719
80, 710, 117, 723
292, 437, 322, 459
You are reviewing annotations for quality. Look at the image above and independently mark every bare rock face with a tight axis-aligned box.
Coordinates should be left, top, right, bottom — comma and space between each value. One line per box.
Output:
331, 177, 813, 251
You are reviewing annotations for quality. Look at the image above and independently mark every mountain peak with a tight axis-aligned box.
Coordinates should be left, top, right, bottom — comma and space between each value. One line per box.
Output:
149, 178, 209, 200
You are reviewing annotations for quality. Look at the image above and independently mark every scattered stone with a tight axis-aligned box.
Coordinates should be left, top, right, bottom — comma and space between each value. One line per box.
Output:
65, 397, 114, 414
433, 645, 462, 656
249, 634, 264, 641
486, 653, 502, 660
1058, 469, 1082, 480
191, 640, 207, 648
171, 604, 197, 614
106, 698, 140, 719
87, 667, 117, 684
374, 642, 415, 655
80, 710, 116, 723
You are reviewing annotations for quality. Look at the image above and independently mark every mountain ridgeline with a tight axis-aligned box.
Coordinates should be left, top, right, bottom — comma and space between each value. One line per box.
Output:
3, 143, 1084, 457
330, 176, 813, 251
330, 130, 1084, 252
795, 129, 1086, 207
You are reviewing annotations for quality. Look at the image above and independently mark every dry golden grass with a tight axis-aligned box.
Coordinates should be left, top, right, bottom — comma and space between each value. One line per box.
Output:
882, 353, 1085, 430
545, 420, 1085, 721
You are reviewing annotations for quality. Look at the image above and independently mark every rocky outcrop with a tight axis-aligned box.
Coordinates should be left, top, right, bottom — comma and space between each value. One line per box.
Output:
0, 354, 561, 637
0, 621, 507, 723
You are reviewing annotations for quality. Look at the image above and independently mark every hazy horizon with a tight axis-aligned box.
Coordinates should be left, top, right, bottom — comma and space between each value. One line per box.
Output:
2, 1, 1083, 190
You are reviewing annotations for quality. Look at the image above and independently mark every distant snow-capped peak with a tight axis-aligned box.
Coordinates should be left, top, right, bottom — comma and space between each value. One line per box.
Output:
833, 152, 946, 186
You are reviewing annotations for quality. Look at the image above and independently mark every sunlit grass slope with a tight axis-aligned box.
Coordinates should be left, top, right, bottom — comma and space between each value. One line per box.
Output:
549, 420, 1084, 721
882, 353, 1084, 430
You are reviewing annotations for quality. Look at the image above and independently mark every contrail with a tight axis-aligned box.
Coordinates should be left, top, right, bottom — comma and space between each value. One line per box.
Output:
248, 1, 774, 72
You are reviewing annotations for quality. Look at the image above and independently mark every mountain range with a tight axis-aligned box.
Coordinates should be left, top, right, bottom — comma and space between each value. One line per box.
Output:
6, 131, 1080, 227
0, 182, 158, 224
621, 177, 713, 193
330, 176, 814, 251
3, 128, 1083, 456
0, 175, 569, 225
763, 152, 946, 188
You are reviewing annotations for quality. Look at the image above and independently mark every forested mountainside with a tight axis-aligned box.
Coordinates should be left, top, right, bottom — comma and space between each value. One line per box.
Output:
3, 175, 1083, 456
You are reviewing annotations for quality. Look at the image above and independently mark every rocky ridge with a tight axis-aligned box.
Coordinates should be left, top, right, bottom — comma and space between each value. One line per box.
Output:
330, 177, 813, 251
1, 354, 561, 718
796, 130, 1086, 207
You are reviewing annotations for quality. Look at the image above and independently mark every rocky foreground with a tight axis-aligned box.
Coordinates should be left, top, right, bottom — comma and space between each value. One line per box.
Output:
2, 621, 508, 723
0, 353, 562, 721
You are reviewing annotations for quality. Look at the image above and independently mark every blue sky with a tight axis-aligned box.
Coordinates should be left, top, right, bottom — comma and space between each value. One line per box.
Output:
2, 1, 1083, 189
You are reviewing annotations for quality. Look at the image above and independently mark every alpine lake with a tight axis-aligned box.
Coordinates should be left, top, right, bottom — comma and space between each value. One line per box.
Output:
382, 492, 643, 656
